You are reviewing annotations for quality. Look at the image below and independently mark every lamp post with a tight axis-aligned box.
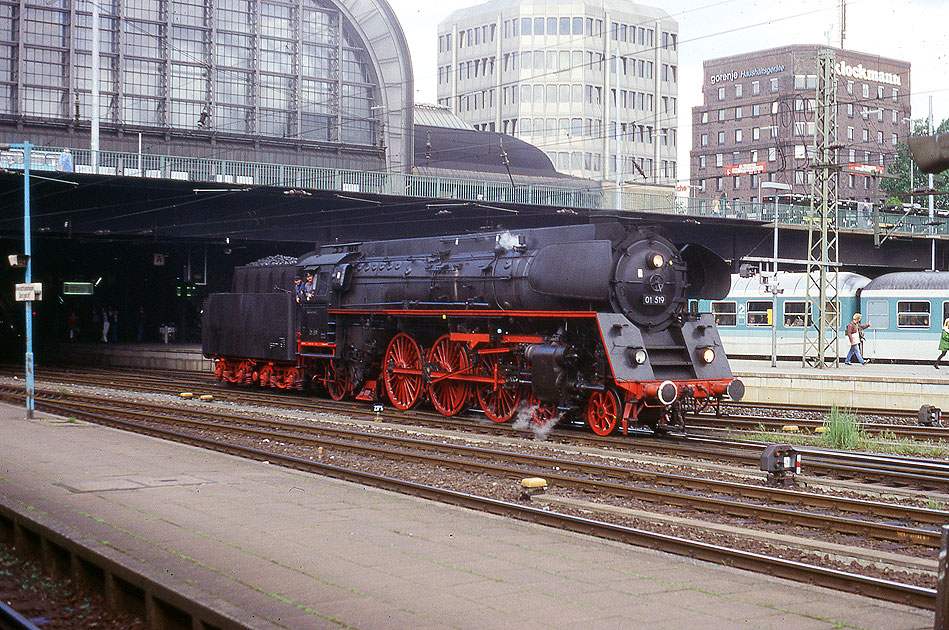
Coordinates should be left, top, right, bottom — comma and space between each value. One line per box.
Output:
760, 181, 792, 367
3, 142, 34, 418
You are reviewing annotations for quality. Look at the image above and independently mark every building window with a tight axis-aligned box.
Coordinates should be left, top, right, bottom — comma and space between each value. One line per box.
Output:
862, 84, 869, 98
718, 86, 725, 101
735, 83, 742, 98
701, 133, 708, 146
752, 127, 760, 141
752, 80, 759, 95
736, 106, 742, 119
752, 104, 760, 117
718, 131, 725, 144
716, 153, 723, 167
769, 147, 776, 161
735, 129, 742, 143
701, 112, 708, 123
770, 77, 778, 92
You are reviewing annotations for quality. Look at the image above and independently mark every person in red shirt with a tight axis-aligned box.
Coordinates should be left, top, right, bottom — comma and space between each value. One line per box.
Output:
844, 313, 870, 365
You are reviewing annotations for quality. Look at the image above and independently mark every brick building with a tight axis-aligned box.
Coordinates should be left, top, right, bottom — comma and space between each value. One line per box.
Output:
690, 45, 911, 204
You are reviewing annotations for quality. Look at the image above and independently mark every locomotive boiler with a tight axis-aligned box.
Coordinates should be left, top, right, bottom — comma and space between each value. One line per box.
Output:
203, 221, 744, 435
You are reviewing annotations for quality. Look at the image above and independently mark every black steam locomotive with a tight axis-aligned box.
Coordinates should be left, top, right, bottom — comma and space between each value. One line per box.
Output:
202, 221, 744, 435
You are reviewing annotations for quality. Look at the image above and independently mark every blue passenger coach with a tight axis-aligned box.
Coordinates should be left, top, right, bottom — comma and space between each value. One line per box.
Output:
696, 273, 868, 359
697, 271, 949, 362
859, 272, 949, 362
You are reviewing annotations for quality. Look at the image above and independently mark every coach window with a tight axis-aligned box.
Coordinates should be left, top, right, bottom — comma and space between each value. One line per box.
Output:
897, 301, 930, 328
711, 301, 736, 326
747, 301, 772, 326
783, 301, 808, 327
866, 300, 889, 329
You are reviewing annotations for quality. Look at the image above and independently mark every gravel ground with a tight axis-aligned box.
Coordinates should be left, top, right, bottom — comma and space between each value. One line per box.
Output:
0, 543, 144, 629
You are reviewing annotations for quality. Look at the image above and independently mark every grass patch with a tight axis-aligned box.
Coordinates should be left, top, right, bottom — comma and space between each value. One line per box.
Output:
735, 409, 949, 458
820, 406, 868, 450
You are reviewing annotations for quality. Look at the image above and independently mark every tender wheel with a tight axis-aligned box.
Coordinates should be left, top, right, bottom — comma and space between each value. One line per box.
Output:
383, 333, 424, 410
476, 354, 522, 423
326, 361, 351, 401
427, 335, 471, 416
586, 389, 622, 436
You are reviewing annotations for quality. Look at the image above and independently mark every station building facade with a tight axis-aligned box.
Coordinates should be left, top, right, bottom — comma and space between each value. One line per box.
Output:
690, 45, 911, 204
0, 0, 414, 172
436, 0, 679, 187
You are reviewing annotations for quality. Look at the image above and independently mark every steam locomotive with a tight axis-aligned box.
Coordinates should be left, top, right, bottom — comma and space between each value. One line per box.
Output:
202, 221, 744, 435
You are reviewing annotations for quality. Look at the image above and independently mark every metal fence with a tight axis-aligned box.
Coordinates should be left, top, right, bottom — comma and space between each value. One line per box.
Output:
2, 145, 945, 238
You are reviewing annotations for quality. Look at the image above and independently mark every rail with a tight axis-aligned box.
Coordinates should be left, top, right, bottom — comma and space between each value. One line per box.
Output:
1, 145, 946, 238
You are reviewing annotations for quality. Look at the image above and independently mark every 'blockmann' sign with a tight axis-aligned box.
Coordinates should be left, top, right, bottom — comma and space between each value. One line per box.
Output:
835, 61, 901, 86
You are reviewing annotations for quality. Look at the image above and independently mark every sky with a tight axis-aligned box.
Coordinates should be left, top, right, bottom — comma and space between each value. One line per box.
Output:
385, 0, 949, 183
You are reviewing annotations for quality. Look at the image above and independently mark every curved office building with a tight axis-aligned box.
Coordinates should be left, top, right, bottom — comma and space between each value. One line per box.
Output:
0, 0, 413, 172
437, 0, 678, 186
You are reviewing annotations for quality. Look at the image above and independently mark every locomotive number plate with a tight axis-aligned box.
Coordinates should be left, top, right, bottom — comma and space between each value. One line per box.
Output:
642, 295, 666, 305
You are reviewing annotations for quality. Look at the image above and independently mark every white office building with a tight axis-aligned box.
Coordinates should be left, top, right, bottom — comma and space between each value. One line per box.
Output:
437, 0, 679, 186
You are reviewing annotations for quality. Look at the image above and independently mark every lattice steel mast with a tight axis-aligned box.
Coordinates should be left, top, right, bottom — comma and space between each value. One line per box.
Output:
803, 49, 841, 368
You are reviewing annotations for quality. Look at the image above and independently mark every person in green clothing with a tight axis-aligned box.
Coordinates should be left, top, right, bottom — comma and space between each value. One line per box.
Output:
936, 317, 949, 369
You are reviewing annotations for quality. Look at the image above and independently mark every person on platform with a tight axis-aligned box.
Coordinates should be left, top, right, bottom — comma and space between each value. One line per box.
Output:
100, 306, 110, 343
935, 317, 949, 369
844, 313, 870, 365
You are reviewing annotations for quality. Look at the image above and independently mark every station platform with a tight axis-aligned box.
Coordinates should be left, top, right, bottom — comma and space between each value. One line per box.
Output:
0, 403, 932, 629
42, 342, 213, 373
731, 359, 946, 411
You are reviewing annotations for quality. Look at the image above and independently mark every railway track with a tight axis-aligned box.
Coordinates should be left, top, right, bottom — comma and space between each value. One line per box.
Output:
0, 386, 941, 609
2, 367, 948, 490
689, 413, 949, 440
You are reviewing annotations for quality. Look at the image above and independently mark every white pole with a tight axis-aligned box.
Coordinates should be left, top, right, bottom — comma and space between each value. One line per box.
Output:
91, 0, 100, 174
929, 96, 935, 271
772, 192, 779, 367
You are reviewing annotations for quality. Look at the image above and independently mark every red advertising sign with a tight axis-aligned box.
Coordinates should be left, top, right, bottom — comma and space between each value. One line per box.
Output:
847, 163, 885, 176
724, 161, 766, 176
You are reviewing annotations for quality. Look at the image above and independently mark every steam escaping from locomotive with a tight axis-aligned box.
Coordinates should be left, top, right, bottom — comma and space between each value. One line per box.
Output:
203, 221, 743, 435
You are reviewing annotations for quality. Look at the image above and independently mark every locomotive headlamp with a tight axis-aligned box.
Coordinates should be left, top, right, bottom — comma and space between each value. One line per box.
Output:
700, 347, 715, 364
633, 348, 647, 365
647, 252, 665, 269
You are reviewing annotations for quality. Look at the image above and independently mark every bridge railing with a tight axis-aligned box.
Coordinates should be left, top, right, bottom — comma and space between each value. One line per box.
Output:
2, 145, 945, 237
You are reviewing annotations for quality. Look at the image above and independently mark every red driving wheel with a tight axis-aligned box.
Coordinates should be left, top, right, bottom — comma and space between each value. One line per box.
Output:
527, 392, 557, 426
427, 335, 470, 416
383, 333, 424, 410
477, 354, 521, 423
